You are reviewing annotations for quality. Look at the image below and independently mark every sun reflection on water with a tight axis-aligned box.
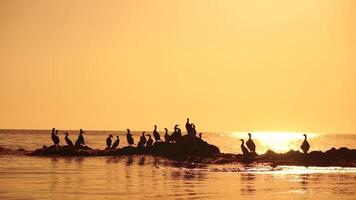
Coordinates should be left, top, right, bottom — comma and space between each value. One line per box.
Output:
231, 132, 318, 154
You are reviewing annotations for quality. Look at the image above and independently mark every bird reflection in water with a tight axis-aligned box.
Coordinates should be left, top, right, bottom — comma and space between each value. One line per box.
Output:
126, 156, 134, 166
240, 173, 256, 195
138, 156, 146, 166
299, 173, 310, 191
106, 156, 120, 164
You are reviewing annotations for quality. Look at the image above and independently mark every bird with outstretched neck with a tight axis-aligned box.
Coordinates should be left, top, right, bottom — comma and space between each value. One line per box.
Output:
111, 136, 120, 150
300, 134, 310, 154
51, 128, 60, 147
64, 132, 74, 147
137, 132, 147, 148
106, 134, 113, 149
126, 129, 134, 146
240, 139, 249, 156
146, 134, 153, 147
75, 129, 85, 147
164, 128, 170, 142
153, 125, 161, 142
246, 133, 256, 154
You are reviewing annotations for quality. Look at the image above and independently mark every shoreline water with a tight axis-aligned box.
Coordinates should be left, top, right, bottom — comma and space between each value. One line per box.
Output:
1, 130, 356, 200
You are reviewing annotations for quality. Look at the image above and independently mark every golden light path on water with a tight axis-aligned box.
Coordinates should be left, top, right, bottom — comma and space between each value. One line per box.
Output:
229, 132, 318, 154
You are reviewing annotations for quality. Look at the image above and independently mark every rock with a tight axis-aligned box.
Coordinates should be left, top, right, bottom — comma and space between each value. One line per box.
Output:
29, 136, 220, 160
27, 143, 356, 167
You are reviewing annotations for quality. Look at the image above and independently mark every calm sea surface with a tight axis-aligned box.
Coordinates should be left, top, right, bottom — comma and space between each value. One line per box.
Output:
0, 130, 356, 200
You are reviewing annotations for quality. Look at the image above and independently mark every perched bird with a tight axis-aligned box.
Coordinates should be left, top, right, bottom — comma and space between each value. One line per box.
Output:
300, 134, 310, 154
153, 125, 161, 142
111, 136, 120, 150
164, 128, 170, 142
75, 129, 85, 147
185, 118, 191, 135
126, 129, 134, 146
51, 128, 60, 146
146, 134, 153, 147
240, 139, 249, 155
199, 132, 202, 139
106, 134, 113, 149
64, 132, 74, 147
191, 123, 197, 137
137, 132, 147, 148
246, 133, 256, 153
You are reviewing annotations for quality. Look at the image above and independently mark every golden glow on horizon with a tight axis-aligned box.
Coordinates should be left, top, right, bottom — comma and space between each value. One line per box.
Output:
0, 0, 355, 132
232, 132, 316, 153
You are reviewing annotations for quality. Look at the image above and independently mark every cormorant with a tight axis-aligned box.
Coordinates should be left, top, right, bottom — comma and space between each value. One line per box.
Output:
246, 133, 256, 153
300, 134, 310, 154
153, 125, 161, 142
75, 129, 85, 147
170, 125, 178, 142
106, 134, 113, 149
64, 132, 74, 147
126, 129, 134, 146
176, 127, 182, 138
185, 118, 192, 136
199, 132, 202, 139
240, 139, 249, 155
146, 134, 153, 147
137, 132, 147, 148
51, 128, 60, 146
164, 128, 170, 142
111, 136, 120, 150
191, 123, 197, 137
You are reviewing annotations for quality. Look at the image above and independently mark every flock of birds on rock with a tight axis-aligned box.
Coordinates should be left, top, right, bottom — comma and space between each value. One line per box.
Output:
50, 118, 311, 154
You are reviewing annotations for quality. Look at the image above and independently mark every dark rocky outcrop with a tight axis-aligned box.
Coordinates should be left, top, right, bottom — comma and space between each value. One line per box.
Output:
29, 135, 221, 161
26, 139, 356, 167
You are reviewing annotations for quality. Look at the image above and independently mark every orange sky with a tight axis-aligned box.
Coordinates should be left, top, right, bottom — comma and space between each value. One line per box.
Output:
0, 0, 355, 132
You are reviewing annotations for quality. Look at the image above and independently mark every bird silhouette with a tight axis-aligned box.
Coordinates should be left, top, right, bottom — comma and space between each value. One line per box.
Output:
75, 129, 85, 147
164, 128, 170, 142
137, 132, 147, 148
146, 134, 153, 147
153, 125, 161, 142
246, 133, 256, 153
111, 136, 120, 150
64, 132, 74, 147
126, 129, 134, 146
240, 139, 249, 155
51, 128, 60, 146
300, 134, 310, 154
106, 134, 113, 149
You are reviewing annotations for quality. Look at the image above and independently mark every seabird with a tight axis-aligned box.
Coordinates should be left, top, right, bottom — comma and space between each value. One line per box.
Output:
75, 129, 85, 147
137, 132, 147, 148
146, 134, 153, 147
246, 133, 256, 153
153, 125, 161, 142
126, 129, 134, 146
111, 136, 120, 150
106, 134, 113, 149
300, 134, 310, 154
164, 128, 170, 142
64, 132, 74, 147
240, 139, 249, 155
51, 128, 59, 146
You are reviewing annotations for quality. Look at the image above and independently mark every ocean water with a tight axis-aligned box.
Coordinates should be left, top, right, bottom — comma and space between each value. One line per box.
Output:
0, 129, 356, 200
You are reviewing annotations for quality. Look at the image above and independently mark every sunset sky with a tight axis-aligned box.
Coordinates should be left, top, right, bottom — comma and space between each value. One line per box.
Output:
0, 0, 355, 133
